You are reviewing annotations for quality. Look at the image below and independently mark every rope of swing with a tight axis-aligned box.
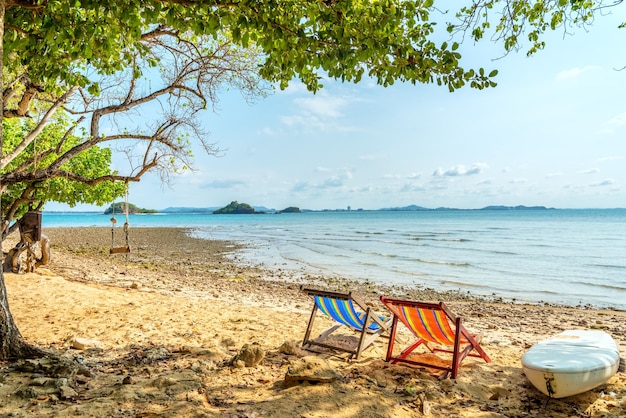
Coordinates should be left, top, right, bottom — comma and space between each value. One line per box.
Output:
123, 186, 130, 249
110, 184, 130, 253
110, 202, 117, 250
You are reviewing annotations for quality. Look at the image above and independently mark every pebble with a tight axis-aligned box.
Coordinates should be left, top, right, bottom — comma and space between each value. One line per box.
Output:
72, 338, 103, 350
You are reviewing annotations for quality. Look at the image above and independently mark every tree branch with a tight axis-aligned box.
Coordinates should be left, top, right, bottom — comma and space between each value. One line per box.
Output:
1, 87, 77, 170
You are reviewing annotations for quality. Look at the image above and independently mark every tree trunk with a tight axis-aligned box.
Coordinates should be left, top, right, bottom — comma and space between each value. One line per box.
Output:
0, 270, 41, 359
0, 0, 41, 360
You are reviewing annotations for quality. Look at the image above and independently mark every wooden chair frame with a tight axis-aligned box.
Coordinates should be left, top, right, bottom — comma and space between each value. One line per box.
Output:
301, 286, 391, 359
380, 296, 491, 378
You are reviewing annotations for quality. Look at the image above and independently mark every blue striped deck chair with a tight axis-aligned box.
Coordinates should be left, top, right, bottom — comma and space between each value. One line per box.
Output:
301, 286, 392, 359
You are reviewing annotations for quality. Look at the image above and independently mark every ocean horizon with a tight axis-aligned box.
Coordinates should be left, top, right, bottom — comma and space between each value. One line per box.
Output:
40, 208, 626, 310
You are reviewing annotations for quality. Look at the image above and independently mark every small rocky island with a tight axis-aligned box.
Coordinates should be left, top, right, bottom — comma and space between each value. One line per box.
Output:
213, 201, 256, 214
213, 201, 302, 214
103, 202, 158, 215
279, 206, 301, 213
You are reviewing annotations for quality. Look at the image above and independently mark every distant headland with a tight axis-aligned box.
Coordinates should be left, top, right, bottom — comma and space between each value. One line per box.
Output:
379, 204, 554, 212
103, 202, 555, 215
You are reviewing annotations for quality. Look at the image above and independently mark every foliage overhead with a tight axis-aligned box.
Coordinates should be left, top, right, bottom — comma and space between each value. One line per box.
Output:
5, 0, 502, 94
450, 0, 617, 57
1, 17, 267, 225
1, 115, 126, 221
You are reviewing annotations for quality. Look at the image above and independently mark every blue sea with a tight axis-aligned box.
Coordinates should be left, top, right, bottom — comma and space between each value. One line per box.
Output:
41, 209, 626, 310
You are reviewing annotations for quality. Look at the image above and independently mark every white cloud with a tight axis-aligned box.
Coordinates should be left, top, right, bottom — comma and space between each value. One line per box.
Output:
590, 179, 616, 187
382, 174, 402, 180
601, 113, 626, 135
577, 168, 599, 175
607, 112, 626, 127
322, 177, 345, 188
595, 155, 624, 163
291, 181, 311, 192
556, 66, 596, 81
257, 127, 279, 136
279, 91, 361, 132
201, 179, 247, 189
545, 172, 564, 178
433, 163, 487, 177
400, 183, 427, 192
292, 168, 353, 191
509, 178, 528, 184
294, 93, 348, 119
406, 172, 422, 179
279, 82, 309, 95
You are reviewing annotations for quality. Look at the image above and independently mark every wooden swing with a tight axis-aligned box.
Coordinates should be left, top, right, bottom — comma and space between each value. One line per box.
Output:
110, 187, 131, 254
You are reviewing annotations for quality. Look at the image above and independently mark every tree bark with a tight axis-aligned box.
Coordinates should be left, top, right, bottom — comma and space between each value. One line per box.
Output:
0, 274, 41, 359
0, 0, 41, 360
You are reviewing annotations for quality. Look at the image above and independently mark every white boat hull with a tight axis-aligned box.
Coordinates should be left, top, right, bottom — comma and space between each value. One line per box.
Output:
521, 330, 620, 398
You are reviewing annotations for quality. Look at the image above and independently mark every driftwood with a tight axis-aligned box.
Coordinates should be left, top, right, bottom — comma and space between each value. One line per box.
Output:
2, 212, 50, 273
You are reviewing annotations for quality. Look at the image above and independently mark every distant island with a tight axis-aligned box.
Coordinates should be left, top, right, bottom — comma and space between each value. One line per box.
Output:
213, 201, 256, 214
379, 205, 554, 212
104, 203, 557, 214
279, 206, 301, 213
212, 201, 302, 214
162, 204, 275, 214
479, 205, 552, 211
103, 202, 158, 215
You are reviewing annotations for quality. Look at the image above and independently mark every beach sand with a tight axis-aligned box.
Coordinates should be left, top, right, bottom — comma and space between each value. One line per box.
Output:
1, 227, 625, 417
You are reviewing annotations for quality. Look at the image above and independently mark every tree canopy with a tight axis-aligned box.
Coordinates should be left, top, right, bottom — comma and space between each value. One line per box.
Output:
5, 0, 501, 95
1, 115, 126, 221
450, 0, 614, 57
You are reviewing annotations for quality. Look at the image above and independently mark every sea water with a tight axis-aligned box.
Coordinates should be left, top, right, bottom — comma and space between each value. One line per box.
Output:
41, 209, 626, 310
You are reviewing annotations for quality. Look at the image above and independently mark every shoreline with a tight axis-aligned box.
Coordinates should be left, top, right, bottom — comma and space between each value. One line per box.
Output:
46, 226, 625, 312
1, 226, 625, 417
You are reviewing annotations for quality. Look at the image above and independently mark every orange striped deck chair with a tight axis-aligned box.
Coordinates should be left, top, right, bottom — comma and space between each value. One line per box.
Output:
301, 287, 391, 359
379, 296, 491, 378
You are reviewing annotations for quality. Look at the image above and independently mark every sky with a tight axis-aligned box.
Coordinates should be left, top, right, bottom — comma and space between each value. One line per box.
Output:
47, 8, 626, 212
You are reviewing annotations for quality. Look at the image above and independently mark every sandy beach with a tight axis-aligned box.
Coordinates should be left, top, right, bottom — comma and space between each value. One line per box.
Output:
0, 226, 625, 417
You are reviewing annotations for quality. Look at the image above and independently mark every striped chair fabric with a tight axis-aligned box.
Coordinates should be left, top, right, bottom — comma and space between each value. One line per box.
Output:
314, 296, 384, 332
380, 296, 491, 379
301, 287, 391, 359
395, 304, 469, 346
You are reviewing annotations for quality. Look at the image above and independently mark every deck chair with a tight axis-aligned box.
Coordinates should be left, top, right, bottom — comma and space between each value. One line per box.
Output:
379, 296, 491, 378
301, 286, 391, 359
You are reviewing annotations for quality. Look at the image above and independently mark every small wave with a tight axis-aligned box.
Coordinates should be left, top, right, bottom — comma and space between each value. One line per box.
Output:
415, 258, 471, 267
432, 238, 471, 243
491, 250, 518, 255
440, 280, 489, 289
566, 280, 626, 292
586, 263, 626, 270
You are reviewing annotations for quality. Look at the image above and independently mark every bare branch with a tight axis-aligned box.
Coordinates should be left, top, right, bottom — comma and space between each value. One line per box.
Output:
1, 87, 77, 170
1, 26, 268, 222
